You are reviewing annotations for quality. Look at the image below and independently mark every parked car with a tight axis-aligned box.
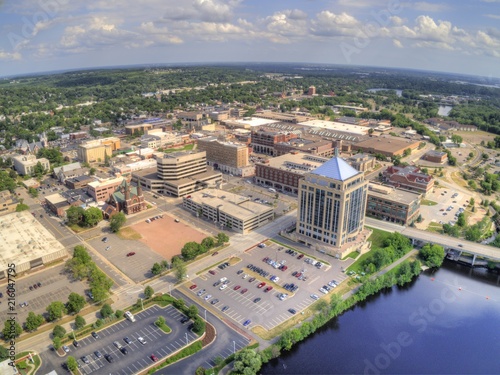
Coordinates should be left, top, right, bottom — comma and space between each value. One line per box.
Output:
104, 354, 114, 363
126, 252, 136, 257
138, 337, 147, 345
243, 319, 251, 326
241, 288, 248, 294
94, 350, 102, 359
189, 284, 197, 290
150, 354, 159, 362
91, 331, 99, 339
124, 337, 132, 344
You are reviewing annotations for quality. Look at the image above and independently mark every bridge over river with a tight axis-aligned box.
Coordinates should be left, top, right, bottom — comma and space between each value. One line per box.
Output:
365, 218, 500, 265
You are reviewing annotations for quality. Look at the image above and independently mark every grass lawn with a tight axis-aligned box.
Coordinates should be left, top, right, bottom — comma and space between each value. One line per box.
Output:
366, 227, 392, 249
426, 222, 444, 234
342, 251, 359, 260
156, 322, 172, 334
117, 226, 142, 240
421, 199, 437, 206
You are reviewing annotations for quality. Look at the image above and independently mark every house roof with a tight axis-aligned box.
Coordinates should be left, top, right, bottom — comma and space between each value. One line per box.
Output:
310, 156, 360, 181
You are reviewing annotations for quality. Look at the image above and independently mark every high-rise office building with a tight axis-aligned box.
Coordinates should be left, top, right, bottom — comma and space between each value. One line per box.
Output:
296, 154, 368, 248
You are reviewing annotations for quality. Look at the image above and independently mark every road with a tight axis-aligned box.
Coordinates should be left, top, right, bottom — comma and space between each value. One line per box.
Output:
365, 217, 500, 261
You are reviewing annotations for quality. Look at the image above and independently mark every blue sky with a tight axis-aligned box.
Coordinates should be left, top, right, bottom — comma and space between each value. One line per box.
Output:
0, 0, 499, 77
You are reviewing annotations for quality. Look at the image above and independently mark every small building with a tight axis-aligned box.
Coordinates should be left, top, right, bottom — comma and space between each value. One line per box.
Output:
53, 162, 89, 182
366, 183, 421, 225
422, 150, 448, 164
87, 176, 125, 203
182, 190, 274, 234
65, 175, 94, 190
125, 123, 153, 135
44, 193, 71, 217
0, 191, 18, 217
347, 153, 376, 172
12, 154, 50, 176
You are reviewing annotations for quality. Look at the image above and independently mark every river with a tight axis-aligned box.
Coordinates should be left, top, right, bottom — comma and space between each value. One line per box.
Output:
261, 261, 500, 374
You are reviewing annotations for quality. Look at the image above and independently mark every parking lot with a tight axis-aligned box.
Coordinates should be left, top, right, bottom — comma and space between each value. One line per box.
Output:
42, 305, 199, 375
88, 233, 166, 283
184, 242, 348, 331
0, 265, 87, 328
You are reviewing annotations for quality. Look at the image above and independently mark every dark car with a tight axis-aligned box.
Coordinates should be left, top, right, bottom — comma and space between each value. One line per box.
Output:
104, 354, 114, 363
102, 237, 108, 242
253, 297, 261, 303
120, 347, 128, 355
237, 270, 244, 275
94, 350, 103, 359
124, 337, 132, 344
288, 308, 297, 314
222, 306, 229, 312
81, 356, 90, 364
91, 331, 99, 339
180, 316, 190, 324
73, 340, 79, 347
37, 282, 41, 287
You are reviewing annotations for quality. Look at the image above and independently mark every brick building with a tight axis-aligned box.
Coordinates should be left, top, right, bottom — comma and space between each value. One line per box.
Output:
422, 150, 448, 164
382, 165, 434, 195
251, 129, 297, 156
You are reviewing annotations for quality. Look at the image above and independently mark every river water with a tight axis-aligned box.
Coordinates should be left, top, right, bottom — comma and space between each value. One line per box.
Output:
261, 261, 500, 374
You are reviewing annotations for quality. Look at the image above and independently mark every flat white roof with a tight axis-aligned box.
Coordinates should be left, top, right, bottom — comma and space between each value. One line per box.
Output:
0, 211, 67, 270
232, 117, 280, 127
298, 120, 368, 135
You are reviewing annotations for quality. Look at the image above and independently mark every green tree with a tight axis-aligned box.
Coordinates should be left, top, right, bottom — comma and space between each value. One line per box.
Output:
33, 161, 46, 178
470, 197, 475, 206
201, 236, 215, 250
83, 207, 103, 227
403, 148, 412, 157
187, 304, 198, 319
2, 320, 23, 339
15, 203, 29, 212
233, 348, 262, 375
75, 315, 86, 329
216, 232, 229, 245
181, 241, 202, 260
67, 356, 78, 371
66, 206, 85, 226
192, 317, 205, 334
24, 311, 44, 332
451, 134, 463, 145
28, 187, 39, 197
89, 167, 96, 175
419, 244, 445, 268
52, 325, 66, 338
66, 293, 86, 314
144, 286, 154, 299
151, 262, 162, 275
100, 304, 113, 318
456, 213, 466, 227
52, 337, 62, 350
465, 226, 482, 241
155, 316, 166, 327
172, 257, 187, 281
47, 301, 67, 321
109, 212, 126, 232
115, 310, 124, 319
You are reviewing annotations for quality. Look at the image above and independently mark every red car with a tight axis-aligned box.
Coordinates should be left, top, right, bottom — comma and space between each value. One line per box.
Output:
297, 254, 304, 259
150, 354, 159, 362
257, 282, 266, 288
263, 257, 269, 262
265, 286, 273, 292
295, 272, 302, 278
208, 270, 216, 275
241, 288, 248, 294
234, 285, 241, 291
189, 284, 197, 290
280, 266, 288, 272
212, 252, 219, 256
126, 252, 136, 257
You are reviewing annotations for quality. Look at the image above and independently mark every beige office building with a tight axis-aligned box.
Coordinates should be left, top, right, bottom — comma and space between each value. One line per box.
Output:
296, 155, 368, 249
77, 137, 121, 164
12, 154, 50, 176
197, 137, 249, 176
133, 151, 222, 197
182, 190, 274, 234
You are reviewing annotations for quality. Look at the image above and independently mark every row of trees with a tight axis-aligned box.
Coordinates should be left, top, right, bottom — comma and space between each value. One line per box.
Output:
180, 233, 229, 261
360, 232, 413, 274
66, 206, 103, 228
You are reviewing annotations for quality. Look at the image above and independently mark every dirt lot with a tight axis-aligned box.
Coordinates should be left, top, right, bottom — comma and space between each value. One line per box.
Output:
131, 215, 207, 259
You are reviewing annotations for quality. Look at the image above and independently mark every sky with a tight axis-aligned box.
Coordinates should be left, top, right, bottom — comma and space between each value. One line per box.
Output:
0, 0, 499, 78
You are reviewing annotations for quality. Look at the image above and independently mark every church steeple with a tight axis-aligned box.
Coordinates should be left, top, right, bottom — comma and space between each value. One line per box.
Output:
124, 181, 130, 201
137, 183, 142, 197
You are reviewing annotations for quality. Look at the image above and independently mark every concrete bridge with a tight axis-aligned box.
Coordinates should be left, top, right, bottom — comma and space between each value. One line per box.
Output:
365, 218, 500, 265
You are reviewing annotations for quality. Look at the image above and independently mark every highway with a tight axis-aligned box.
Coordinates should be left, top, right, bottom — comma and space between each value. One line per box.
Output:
365, 217, 500, 261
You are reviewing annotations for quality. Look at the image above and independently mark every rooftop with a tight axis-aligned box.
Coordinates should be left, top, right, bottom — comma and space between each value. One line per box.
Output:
0, 211, 67, 271
230, 117, 280, 127
368, 183, 421, 204
354, 136, 421, 153
298, 120, 369, 136
310, 156, 361, 181
259, 152, 328, 173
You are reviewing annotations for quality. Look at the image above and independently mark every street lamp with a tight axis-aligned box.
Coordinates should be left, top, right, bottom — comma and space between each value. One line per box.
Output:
233, 341, 236, 354
204, 309, 207, 321
140, 298, 144, 310
185, 332, 189, 346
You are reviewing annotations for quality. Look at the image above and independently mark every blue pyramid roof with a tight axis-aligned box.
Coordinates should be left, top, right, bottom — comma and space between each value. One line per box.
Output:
310, 157, 360, 181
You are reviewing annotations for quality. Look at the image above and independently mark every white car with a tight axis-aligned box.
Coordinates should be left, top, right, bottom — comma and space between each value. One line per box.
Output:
204, 294, 212, 300
310, 294, 319, 300
219, 284, 227, 290
138, 337, 147, 345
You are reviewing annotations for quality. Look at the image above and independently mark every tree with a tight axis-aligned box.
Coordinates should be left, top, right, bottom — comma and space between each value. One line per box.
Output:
419, 244, 445, 268
470, 197, 475, 206
52, 337, 62, 350
109, 212, 126, 232
187, 304, 198, 319
216, 232, 229, 245
181, 241, 202, 260
403, 148, 411, 157
52, 325, 66, 338
192, 317, 205, 334
201, 236, 215, 250
33, 161, 46, 178
24, 311, 44, 332
83, 207, 103, 227
28, 187, 39, 197
151, 262, 162, 275
16, 203, 29, 212
451, 134, 463, 145
66, 206, 85, 226
115, 310, 124, 319
100, 304, 113, 318
66, 293, 86, 314
144, 286, 154, 299
456, 213, 466, 227
172, 257, 187, 281
75, 315, 86, 329
47, 301, 67, 321
89, 167, 96, 175
232, 348, 262, 375
155, 316, 166, 327
2, 320, 22, 339
67, 356, 78, 371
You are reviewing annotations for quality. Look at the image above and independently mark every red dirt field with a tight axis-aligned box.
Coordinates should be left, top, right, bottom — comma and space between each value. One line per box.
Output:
131, 216, 207, 260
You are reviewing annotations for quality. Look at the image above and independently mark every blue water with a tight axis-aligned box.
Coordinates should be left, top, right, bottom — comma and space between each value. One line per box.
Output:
261, 262, 500, 374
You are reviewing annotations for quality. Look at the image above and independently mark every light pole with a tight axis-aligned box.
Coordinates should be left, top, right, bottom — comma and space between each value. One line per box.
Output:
169, 284, 172, 297
140, 298, 143, 310
185, 332, 189, 346
204, 309, 207, 321
233, 341, 236, 354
